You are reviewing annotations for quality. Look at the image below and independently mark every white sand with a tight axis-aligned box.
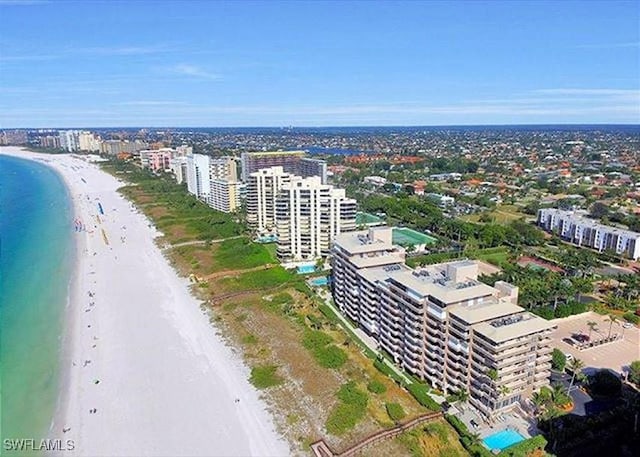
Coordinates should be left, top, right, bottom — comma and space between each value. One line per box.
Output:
1, 148, 289, 457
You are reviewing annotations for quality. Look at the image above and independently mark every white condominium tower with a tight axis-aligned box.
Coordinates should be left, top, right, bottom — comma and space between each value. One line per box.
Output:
332, 228, 555, 418
185, 154, 241, 213
275, 176, 356, 261
246, 166, 293, 232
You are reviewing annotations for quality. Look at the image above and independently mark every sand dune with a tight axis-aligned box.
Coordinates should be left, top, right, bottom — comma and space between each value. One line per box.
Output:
1, 148, 289, 457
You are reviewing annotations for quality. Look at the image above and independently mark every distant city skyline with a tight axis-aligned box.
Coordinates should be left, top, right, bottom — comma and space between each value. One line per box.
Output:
0, 0, 638, 128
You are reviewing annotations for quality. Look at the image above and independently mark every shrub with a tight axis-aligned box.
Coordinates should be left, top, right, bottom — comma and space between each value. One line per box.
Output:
385, 402, 406, 422
623, 311, 639, 325
367, 379, 387, 394
325, 382, 369, 435
316, 345, 348, 368
302, 330, 333, 349
500, 435, 548, 457
249, 365, 282, 389
445, 414, 493, 457
326, 402, 364, 435
407, 383, 441, 411
337, 381, 368, 408
302, 330, 347, 368
551, 348, 567, 371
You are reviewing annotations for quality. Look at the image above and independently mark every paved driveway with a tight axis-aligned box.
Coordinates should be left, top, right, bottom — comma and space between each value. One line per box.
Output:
549, 312, 640, 375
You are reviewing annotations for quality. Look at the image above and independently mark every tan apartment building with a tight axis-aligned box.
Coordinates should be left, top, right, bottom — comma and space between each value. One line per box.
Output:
332, 227, 555, 417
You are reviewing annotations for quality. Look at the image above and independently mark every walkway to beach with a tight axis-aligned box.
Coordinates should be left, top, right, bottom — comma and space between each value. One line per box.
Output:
310, 411, 443, 457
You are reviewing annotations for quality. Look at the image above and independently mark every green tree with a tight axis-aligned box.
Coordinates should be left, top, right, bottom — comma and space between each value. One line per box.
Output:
551, 348, 567, 372
587, 321, 598, 340
568, 358, 585, 392
606, 314, 618, 339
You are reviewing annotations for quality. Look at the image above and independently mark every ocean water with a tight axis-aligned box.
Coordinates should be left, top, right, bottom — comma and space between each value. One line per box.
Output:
0, 155, 73, 444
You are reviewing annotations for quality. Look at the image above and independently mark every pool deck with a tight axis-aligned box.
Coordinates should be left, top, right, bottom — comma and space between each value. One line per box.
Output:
451, 403, 538, 440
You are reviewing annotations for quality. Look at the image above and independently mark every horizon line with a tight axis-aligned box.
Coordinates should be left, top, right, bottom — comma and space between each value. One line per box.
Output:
4, 122, 640, 130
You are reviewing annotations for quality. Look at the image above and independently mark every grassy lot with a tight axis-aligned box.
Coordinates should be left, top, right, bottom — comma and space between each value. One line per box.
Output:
470, 246, 511, 268
216, 266, 295, 294
460, 204, 529, 225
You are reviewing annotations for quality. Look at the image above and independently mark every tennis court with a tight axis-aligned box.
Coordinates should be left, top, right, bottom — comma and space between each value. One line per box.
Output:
392, 227, 437, 246
355, 212, 385, 226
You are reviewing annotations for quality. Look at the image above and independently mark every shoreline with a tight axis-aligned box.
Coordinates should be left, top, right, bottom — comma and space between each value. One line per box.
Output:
0, 147, 289, 456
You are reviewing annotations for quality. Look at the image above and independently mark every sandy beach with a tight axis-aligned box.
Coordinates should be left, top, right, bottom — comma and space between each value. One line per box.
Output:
1, 147, 289, 457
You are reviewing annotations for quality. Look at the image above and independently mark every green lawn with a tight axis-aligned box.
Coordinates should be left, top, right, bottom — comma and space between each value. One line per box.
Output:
213, 237, 276, 270
218, 266, 295, 293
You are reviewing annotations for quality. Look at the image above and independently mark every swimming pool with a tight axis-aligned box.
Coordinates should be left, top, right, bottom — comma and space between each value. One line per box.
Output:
482, 429, 525, 451
297, 265, 316, 274
309, 276, 329, 287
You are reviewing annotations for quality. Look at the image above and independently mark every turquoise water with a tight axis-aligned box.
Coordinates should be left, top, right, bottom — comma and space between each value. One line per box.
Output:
297, 265, 316, 274
483, 429, 526, 451
309, 276, 329, 287
0, 155, 73, 443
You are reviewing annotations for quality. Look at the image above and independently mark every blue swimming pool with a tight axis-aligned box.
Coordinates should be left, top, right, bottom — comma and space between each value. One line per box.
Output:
297, 265, 316, 274
482, 429, 525, 451
309, 276, 329, 286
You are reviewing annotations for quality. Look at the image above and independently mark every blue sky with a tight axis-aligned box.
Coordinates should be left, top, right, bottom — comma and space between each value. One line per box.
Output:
0, 0, 638, 127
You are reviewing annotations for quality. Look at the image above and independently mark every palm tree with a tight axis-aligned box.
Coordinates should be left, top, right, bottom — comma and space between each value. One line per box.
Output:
531, 391, 547, 416
587, 321, 598, 341
606, 314, 618, 339
567, 358, 585, 392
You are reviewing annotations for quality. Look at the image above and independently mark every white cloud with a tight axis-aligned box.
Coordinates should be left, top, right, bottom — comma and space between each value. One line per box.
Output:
169, 64, 221, 81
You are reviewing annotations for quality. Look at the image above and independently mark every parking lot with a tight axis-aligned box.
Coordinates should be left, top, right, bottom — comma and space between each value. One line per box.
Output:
550, 311, 639, 376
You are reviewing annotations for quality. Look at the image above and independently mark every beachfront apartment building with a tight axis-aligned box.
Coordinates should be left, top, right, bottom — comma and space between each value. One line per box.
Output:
100, 140, 148, 155
171, 156, 188, 184
246, 166, 293, 232
275, 176, 356, 261
331, 227, 555, 418
210, 179, 242, 213
59, 130, 80, 152
140, 148, 175, 172
537, 208, 640, 260
78, 131, 101, 152
185, 154, 242, 213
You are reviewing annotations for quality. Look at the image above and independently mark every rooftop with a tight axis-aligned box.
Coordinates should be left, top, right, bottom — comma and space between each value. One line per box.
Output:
449, 300, 524, 325
473, 315, 556, 344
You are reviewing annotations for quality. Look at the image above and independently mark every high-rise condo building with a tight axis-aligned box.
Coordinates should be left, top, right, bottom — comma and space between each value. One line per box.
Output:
537, 208, 640, 260
332, 227, 555, 418
171, 156, 188, 184
210, 179, 242, 213
275, 176, 356, 261
139, 148, 175, 172
185, 154, 241, 213
298, 158, 328, 184
59, 130, 79, 152
186, 153, 213, 202
241, 150, 305, 181
78, 131, 101, 152
246, 166, 293, 232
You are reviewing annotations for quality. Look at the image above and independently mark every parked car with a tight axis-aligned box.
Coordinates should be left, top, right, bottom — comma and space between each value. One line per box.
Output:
622, 322, 633, 329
